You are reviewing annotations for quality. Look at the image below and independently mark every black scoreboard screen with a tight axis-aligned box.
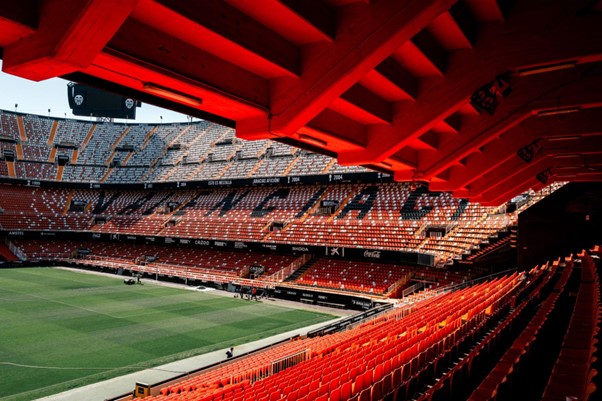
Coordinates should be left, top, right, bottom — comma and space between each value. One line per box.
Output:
67, 83, 140, 119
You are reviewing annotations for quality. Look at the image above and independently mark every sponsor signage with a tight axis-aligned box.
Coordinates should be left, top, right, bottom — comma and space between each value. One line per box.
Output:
363, 250, 381, 259
351, 299, 373, 309
326, 247, 344, 257
252, 178, 281, 184
0, 172, 391, 191
292, 246, 309, 252
273, 286, 376, 311
208, 180, 233, 186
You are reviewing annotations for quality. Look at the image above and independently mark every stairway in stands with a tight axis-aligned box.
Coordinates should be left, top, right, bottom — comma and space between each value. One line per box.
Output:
295, 187, 326, 218
451, 198, 468, 220
0, 243, 18, 261
459, 229, 513, 267
284, 257, 317, 282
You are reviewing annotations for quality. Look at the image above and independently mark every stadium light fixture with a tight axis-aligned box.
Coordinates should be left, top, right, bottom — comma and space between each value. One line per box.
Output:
143, 83, 203, 107
299, 134, 327, 147
547, 136, 580, 142
537, 107, 581, 117
517, 61, 576, 76
553, 154, 579, 159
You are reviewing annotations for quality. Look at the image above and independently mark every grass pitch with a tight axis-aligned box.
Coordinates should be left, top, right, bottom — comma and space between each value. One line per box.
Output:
0, 268, 333, 401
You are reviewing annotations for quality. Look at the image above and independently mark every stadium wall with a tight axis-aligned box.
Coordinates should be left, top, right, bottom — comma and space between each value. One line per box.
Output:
518, 182, 602, 268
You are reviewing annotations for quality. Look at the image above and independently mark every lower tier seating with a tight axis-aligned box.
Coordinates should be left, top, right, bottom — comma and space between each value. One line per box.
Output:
11, 239, 298, 281
143, 270, 524, 401
72, 247, 596, 401
293, 258, 473, 296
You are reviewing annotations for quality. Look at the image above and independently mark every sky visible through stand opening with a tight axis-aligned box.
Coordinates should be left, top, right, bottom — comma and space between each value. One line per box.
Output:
0, 60, 191, 124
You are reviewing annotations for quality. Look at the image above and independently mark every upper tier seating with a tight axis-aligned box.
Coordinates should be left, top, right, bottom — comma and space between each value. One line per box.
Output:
54, 119, 90, 145
253, 156, 295, 178
21, 144, 50, 162
0, 160, 8, 176
0, 142, 16, 158
20, 115, 53, 161
0, 112, 19, 140
14, 162, 57, 180
0, 111, 368, 183
62, 165, 107, 182
105, 167, 148, 183
79, 123, 124, 165
288, 152, 330, 175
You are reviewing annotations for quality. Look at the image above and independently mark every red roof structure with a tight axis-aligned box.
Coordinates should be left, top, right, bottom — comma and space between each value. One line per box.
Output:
1, 0, 601, 204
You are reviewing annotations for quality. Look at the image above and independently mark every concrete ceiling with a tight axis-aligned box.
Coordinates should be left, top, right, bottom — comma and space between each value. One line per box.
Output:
1, 0, 601, 204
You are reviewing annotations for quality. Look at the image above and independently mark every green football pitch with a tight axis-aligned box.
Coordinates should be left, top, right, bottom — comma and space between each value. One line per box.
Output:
0, 268, 334, 401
